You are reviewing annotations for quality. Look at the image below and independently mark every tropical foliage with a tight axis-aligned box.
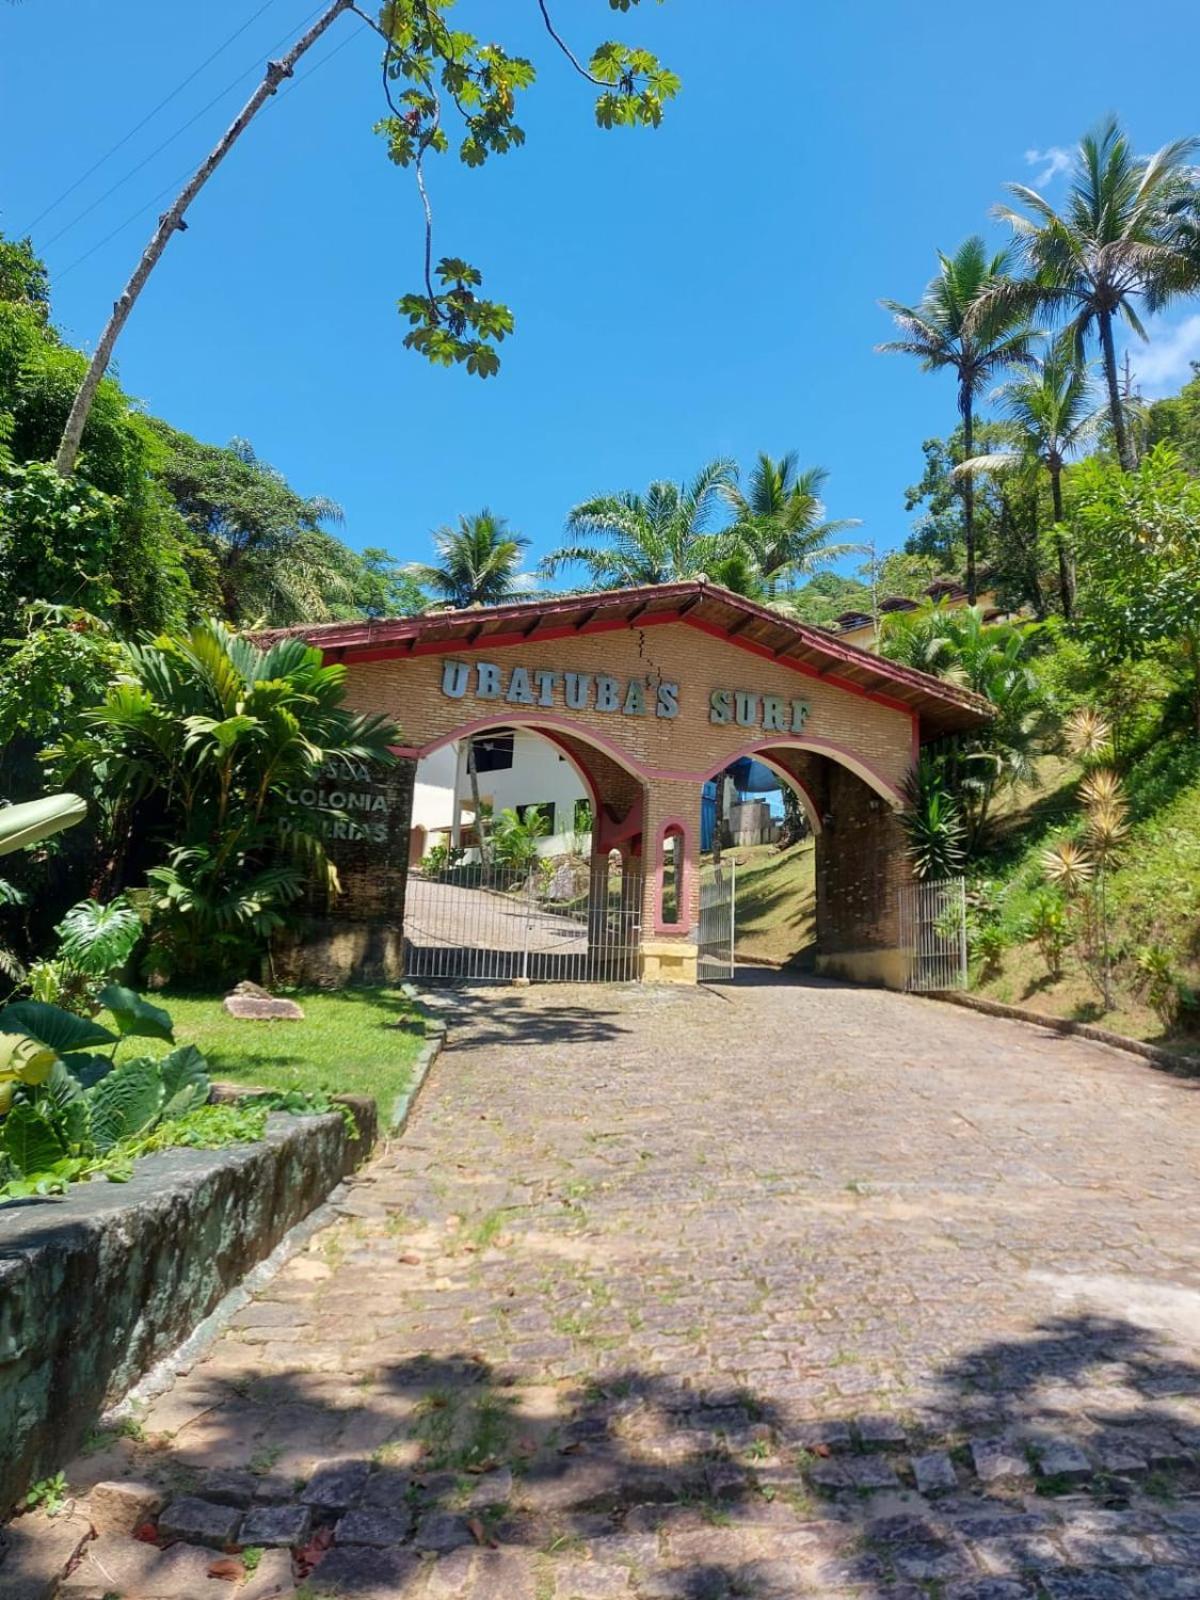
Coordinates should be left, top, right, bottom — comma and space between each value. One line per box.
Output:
408, 510, 531, 608
60, 623, 399, 980
879, 237, 1040, 601
992, 116, 1200, 470
540, 454, 858, 598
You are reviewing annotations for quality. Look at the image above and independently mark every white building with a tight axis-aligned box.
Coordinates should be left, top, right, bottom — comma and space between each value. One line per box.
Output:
408, 728, 591, 864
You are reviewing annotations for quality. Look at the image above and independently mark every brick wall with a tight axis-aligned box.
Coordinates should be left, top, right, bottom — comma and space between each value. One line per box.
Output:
293, 620, 920, 983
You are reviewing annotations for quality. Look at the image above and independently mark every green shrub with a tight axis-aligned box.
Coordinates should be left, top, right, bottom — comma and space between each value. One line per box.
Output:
0, 987, 211, 1199
1028, 891, 1072, 980
1136, 945, 1182, 1031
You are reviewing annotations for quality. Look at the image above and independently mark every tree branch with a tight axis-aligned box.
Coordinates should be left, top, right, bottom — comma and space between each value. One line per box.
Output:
535, 0, 604, 85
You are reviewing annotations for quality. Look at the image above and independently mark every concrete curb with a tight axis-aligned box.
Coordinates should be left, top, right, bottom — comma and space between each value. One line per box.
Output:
921, 988, 1200, 1075
389, 983, 449, 1134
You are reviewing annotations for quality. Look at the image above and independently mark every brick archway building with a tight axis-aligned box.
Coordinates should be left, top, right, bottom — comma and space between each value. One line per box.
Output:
272, 582, 990, 987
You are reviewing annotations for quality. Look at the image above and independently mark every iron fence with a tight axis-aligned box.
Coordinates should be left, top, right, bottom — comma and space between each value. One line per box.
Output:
898, 875, 968, 991
404, 859, 643, 983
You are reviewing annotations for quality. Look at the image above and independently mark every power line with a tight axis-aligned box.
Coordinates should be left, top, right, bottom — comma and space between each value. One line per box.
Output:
22, 0, 281, 233
41, 0, 331, 251
56, 22, 368, 284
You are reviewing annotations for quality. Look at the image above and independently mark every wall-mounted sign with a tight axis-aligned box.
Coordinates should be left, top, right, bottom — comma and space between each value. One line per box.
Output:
287, 759, 391, 843
441, 659, 679, 719
709, 689, 809, 733
439, 658, 811, 736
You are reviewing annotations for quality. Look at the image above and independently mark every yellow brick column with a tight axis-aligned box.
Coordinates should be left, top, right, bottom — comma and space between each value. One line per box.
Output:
639, 778, 702, 984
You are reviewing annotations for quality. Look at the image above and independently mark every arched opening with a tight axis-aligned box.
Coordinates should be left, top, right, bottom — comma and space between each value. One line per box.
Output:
404, 717, 647, 982
695, 740, 906, 982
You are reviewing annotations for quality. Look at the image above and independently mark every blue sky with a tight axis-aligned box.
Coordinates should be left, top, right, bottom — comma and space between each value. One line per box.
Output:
4, 0, 1200, 582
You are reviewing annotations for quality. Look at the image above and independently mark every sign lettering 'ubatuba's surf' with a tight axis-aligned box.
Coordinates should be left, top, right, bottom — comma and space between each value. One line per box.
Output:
440, 658, 680, 719
440, 658, 810, 736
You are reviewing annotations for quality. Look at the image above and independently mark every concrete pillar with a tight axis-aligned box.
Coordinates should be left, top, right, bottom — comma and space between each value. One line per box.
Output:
272, 756, 416, 986
639, 779, 702, 984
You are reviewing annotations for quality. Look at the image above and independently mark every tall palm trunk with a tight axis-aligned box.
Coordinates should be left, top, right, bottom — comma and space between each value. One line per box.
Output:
1098, 308, 1135, 472
1048, 461, 1075, 620
960, 382, 977, 603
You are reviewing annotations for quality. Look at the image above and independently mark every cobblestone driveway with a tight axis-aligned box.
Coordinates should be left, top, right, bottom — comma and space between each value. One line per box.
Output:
37, 978, 1200, 1598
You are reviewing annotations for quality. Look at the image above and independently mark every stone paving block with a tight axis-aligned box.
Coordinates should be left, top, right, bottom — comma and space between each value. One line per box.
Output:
1059, 1528, 1152, 1568
1139, 1571, 1200, 1599
238, 1502, 313, 1548
1040, 1575, 1139, 1600
913, 1450, 958, 1495
552, 1558, 634, 1597
199, 1467, 258, 1507
238, 1546, 296, 1600
1, 1513, 94, 1600
856, 1414, 908, 1448
58, 1534, 236, 1598
465, 1465, 514, 1507
943, 1582, 1037, 1600
891, 1539, 974, 1582
301, 1456, 371, 1511
87, 1477, 165, 1535
425, 1546, 476, 1597
159, 1495, 242, 1548
1147, 1533, 1200, 1566
301, 1545, 423, 1598
974, 1533, 1068, 1575
415, 1509, 473, 1552
467, 1548, 538, 1600
970, 1437, 1033, 1484
335, 1507, 415, 1546
1094, 1437, 1149, 1475
842, 1454, 901, 1491
361, 1465, 413, 1509
1033, 1438, 1094, 1481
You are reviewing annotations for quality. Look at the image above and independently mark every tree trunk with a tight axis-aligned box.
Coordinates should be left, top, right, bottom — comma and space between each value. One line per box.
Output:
1098, 308, 1135, 473
54, 0, 354, 477
466, 738, 492, 879
961, 384, 977, 603
1049, 462, 1074, 620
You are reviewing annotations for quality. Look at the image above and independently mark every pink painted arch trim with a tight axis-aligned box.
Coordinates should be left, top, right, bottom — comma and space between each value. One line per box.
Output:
694, 736, 905, 810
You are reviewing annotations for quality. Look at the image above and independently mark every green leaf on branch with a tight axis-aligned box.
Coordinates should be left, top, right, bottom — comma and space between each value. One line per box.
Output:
99, 984, 175, 1043
159, 1045, 211, 1120
87, 1058, 163, 1152
2, 1102, 67, 1176
0, 1002, 117, 1054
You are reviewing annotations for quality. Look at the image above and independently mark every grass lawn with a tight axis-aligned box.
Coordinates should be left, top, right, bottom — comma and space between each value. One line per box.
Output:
150, 987, 428, 1109
718, 839, 816, 968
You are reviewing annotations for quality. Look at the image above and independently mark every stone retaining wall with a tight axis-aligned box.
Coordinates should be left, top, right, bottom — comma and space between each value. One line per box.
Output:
0, 1101, 376, 1513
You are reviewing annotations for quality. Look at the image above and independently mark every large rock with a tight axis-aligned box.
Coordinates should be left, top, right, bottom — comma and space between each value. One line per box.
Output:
223, 987, 305, 1021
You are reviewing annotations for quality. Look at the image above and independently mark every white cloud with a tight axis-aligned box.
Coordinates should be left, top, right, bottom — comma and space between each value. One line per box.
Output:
1024, 145, 1072, 187
1124, 314, 1200, 397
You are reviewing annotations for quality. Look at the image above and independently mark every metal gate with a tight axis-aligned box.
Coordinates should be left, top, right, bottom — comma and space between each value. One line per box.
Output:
697, 859, 737, 983
403, 859, 642, 983
898, 875, 968, 991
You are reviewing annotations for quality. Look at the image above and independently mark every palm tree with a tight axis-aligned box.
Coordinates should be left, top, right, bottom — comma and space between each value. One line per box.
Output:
993, 116, 1200, 471
408, 509, 530, 608
956, 341, 1100, 618
879, 237, 1040, 603
880, 604, 1047, 846
539, 459, 736, 588
720, 454, 863, 597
